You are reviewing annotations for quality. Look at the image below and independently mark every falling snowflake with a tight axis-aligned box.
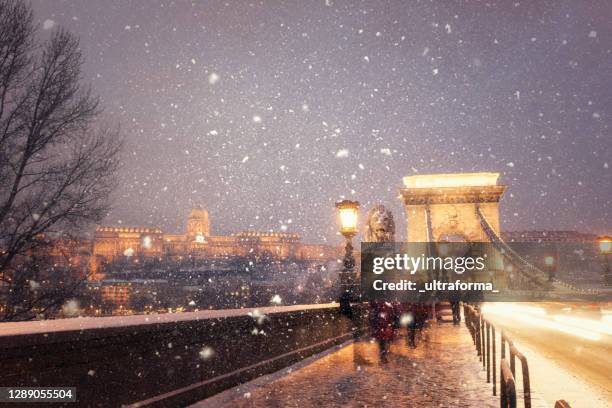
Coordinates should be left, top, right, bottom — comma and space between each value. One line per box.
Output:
61, 300, 81, 317
335, 149, 349, 158
208, 72, 220, 84
199, 346, 215, 360
248, 309, 268, 324
42, 19, 55, 30
399, 313, 413, 327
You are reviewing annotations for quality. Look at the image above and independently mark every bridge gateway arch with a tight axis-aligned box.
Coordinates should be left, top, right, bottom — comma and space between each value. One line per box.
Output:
399, 172, 505, 243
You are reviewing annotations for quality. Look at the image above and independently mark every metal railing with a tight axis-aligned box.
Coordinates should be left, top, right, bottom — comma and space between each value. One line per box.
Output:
502, 331, 531, 408
463, 304, 571, 408
501, 358, 517, 408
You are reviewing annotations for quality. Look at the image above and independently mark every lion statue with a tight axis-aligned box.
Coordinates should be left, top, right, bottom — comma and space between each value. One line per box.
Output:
364, 204, 395, 242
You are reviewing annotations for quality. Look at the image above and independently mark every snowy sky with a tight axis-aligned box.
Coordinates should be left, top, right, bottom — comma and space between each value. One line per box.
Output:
31, 0, 611, 243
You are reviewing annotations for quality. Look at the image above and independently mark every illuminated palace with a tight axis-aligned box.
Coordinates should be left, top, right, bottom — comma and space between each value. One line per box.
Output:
92, 208, 337, 272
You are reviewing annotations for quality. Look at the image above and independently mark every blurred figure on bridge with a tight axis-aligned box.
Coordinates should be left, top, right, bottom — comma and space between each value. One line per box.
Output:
369, 300, 399, 363
401, 302, 429, 348
451, 300, 461, 324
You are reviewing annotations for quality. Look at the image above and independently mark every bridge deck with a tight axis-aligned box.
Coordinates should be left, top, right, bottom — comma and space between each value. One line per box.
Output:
193, 322, 500, 407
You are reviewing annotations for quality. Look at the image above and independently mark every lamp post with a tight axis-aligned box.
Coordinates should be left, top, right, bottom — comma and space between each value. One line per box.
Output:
599, 236, 611, 286
544, 255, 556, 282
335, 200, 359, 315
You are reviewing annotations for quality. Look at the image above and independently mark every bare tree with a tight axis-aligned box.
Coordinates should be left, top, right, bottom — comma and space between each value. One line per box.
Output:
0, 0, 122, 320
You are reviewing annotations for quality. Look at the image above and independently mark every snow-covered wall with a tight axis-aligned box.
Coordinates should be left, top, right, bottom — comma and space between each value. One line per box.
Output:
0, 304, 366, 407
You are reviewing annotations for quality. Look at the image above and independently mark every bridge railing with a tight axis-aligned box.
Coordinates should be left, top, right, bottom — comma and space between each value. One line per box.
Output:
502, 331, 531, 408
501, 358, 517, 408
0, 303, 367, 407
463, 304, 571, 408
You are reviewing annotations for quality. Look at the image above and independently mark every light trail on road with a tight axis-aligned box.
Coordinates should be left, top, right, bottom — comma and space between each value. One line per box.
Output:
481, 303, 605, 341
481, 302, 612, 408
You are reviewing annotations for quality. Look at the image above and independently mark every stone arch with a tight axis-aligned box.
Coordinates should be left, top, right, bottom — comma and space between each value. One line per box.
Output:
399, 173, 506, 242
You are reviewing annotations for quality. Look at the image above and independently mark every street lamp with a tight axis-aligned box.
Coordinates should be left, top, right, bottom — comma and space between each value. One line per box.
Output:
336, 200, 359, 238
599, 236, 611, 286
335, 200, 360, 315
544, 255, 556, 282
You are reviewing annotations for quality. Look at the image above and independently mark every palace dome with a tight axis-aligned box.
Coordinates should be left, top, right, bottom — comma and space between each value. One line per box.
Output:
188, 207, 209, 220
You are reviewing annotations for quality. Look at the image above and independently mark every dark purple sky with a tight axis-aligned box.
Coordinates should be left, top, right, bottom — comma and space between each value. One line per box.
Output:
31, 0, 611, 243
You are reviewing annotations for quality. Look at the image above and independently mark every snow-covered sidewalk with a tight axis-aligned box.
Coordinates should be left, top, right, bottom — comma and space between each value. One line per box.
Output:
192, 322, 508, 407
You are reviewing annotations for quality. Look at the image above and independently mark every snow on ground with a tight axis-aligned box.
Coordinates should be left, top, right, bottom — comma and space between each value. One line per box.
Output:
192, 323, 500, 408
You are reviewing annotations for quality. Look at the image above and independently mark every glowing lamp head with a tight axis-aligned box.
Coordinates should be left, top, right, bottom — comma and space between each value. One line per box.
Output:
544, 256, 555, 267
335, 200, 360, 237
599, 236, 611, 254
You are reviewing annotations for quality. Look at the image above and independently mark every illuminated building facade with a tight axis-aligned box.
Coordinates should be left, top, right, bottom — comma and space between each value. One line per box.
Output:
91, 208, 338, 277
100, 283, 131, 306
